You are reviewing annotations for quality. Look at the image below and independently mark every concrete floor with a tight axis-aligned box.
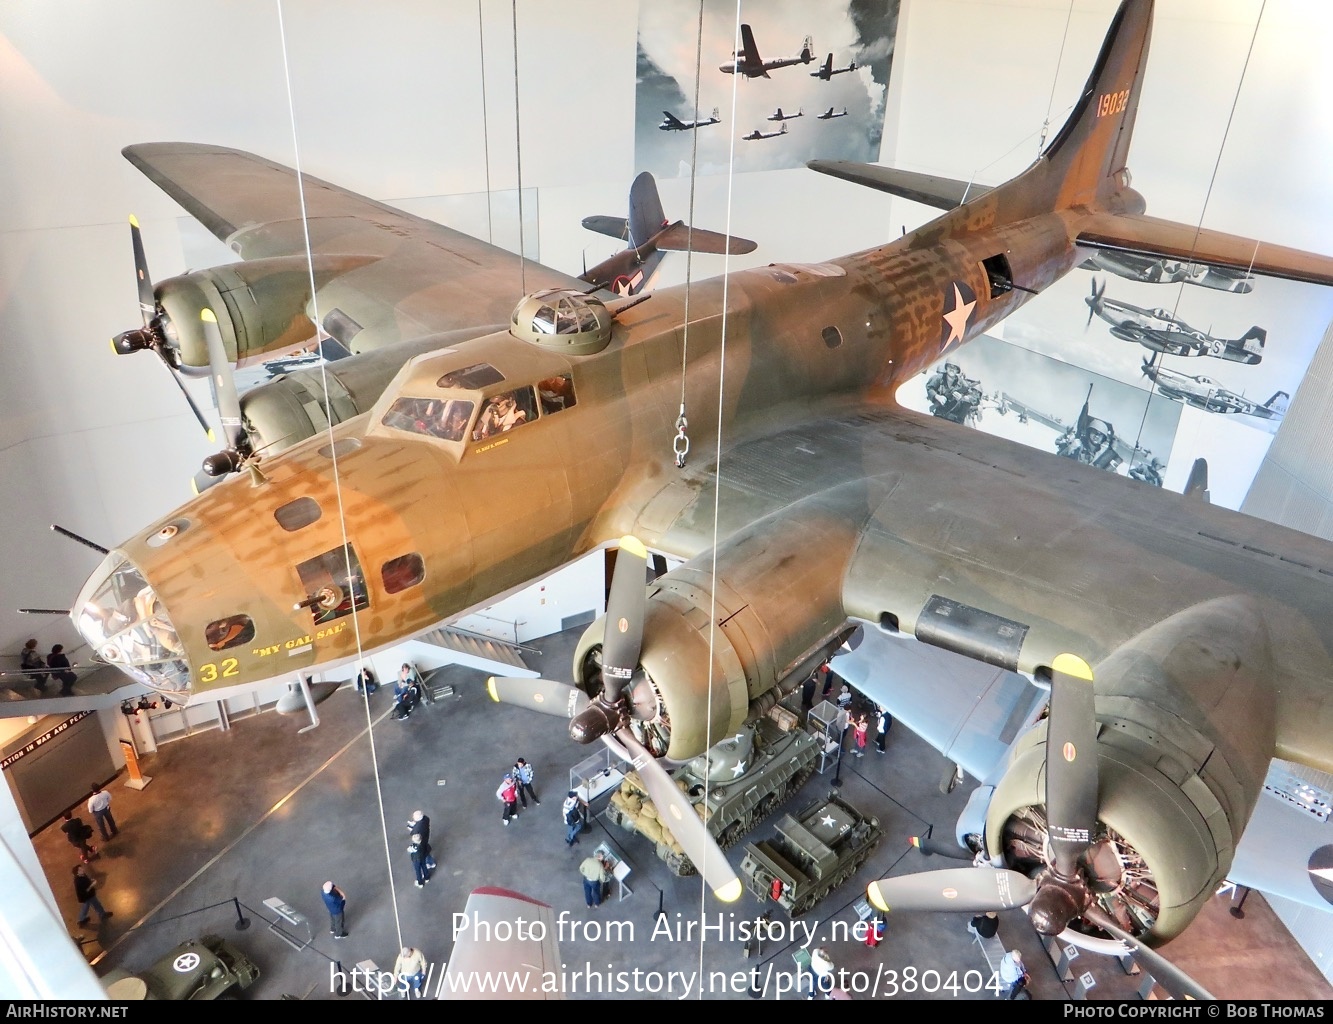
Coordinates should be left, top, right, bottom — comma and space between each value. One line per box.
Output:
30, 627, 1333, 1001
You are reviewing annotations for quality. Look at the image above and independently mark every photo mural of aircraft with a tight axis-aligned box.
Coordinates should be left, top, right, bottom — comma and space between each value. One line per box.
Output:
767, 107, 802, 122
811, 53, 857, 81
816, 107, 849, 121
1079, 250, 1256, 293
1141, 359, 1289, 419
1085, 278, 1267, 364
741, 123, 788, 141
719, 24, 813, 79
657, 108, 720, 132
73, 0, 1333, 946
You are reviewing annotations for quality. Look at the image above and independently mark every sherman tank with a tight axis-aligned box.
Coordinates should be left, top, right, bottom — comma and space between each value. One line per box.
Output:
739, 791, 883, 916
605, 710, 819, 875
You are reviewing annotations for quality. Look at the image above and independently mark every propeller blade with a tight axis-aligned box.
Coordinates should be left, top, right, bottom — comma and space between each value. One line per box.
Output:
1045, 653, 1098, 880
162, 362, 214, 440
909, 834, 975, 860
200, 308, 245, 452
600, 536, 649, 699
604, 728, 742, 903
866, 866, 1037, 914
487, 676, 590, 719
1083, 906, 1216, 1001
128, 215, 156, 320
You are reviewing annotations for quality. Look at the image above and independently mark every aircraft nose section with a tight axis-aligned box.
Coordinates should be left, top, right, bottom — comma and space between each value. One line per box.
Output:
74, 552, 192, 696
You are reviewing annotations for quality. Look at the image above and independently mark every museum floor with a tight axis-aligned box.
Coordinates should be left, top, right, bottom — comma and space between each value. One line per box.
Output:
29, 627, 1333, 1001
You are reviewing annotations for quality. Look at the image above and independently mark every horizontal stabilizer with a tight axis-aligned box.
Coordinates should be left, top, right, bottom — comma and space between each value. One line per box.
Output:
1079, 212, 1333, 288
581, 215, 630, 242
808, 160, 992, 210
654, 221, 757, 256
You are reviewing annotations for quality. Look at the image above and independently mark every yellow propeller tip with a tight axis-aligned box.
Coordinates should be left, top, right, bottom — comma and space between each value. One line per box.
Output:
486, 678, 499, 702
206, 429, 216, 443
715, 878, 744, 903
200, 307, 217, 324
1053, 652, 1094, 681
867, 881, 890, 913
190, 478, 201, 497
129, 214, 140, 228
618, 535, 648, 560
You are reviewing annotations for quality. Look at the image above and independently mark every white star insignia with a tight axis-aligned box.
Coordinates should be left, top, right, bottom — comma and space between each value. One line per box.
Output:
820, 814, 836, 828
731, 760, 747, 777
941, 282, 976, 351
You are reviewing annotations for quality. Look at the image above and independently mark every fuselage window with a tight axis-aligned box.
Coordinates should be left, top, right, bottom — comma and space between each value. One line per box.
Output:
382, 397, 475, 441
437, 363, 505, 389
382, 553, 426, 595
474, 386, 539, 440
274, 497, 322, 532
295, 544, 369, 626
205, 614, 255, 652
537, 375, 577, 415
822, 326, 843, 349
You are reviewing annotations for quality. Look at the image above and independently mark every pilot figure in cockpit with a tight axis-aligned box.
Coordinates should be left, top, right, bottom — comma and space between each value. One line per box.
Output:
1056, 416, 1122, 472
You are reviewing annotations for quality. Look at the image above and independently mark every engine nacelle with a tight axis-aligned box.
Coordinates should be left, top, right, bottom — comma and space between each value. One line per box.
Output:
573, 515, 858, 760
155, 254, 376, 372
986, 596, 1275, 943
239, 324, 504, 455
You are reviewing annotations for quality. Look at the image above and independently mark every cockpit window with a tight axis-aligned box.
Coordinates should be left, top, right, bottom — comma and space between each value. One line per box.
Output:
473, 387, 538, 441
75, 555, 190, 693
295, 544, 369, 626
205, 614, 255, 652
274, 497, 322, 532
537, 375, 577, 415
381, 397, 475, 442
437, 363, 505, 389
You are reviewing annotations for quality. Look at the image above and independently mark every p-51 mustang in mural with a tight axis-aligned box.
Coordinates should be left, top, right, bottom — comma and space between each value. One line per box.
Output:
72, 0, 1333, 948
1085, 278, 1266, 364
1079, 251, 1256, 293
720, 24, 813, 79
1141, 359, 1289, 420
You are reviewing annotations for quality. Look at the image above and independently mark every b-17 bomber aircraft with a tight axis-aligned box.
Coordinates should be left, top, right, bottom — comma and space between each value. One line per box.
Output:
1085, 278, 1267, 364
767, 107, 803, 122
657, 108, 720, 132
810, 53, 857, 81
816, 107, 849, 121
741, 123, 788, 142
74, 0, 1333, 944
719, 24, 813, 79
1141, 359, 1289, 420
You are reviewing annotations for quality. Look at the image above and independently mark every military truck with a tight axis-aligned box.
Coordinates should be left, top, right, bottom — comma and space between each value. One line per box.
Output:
606, 712, 819, 875
739, 791, 883, 916
101, 934, 260, 1000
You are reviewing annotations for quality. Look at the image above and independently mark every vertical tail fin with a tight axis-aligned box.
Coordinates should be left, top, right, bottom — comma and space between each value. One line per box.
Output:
801, 36, 814, 63
1038, 0, 1154, 211
627, 172, 666, 250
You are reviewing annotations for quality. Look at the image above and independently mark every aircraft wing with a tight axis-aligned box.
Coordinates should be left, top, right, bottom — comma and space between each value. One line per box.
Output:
1078, 211, 1333, 288
640, 399, 1333, 776
738, 23, 766, 75
123, 142, 584, 338
439, 887, 561, 1000
831, 625, 1045, 784
653, 222, 756, 256
808, 160, 993, 210
1226, 761, 1333, 913
661, 111, 686, 129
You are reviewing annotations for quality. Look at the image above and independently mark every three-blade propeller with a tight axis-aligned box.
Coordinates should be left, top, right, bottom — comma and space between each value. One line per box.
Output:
865, 654, 1214, 1000
488, 535, 742, 903
113, 217, 214, 439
